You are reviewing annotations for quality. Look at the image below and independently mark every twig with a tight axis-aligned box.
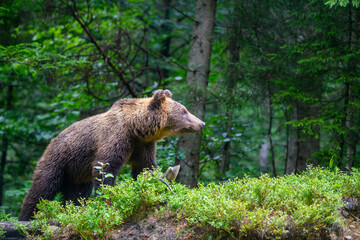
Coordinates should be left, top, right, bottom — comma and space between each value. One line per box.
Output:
165, 0, 197, 23
149, 170, 176, 195
70, 0, 137, 97
158, 178, 175, 195
134, 42, 188, 71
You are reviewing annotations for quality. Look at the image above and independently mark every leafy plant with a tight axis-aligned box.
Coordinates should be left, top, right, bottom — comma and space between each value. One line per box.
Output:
30, 167, 360, 239
93, 161, 114, 194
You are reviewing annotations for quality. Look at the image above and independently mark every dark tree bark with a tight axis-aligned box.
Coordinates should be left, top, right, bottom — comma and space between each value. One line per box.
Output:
158, 0, 172, 82
285, 120, 298, 175
339, 82, 350, 169
267, 83, 276, 177
220, 3, 240, 175
346, 89, 356, 168
175, 0, 217, 188
296, 105, 320, 173
0, 221, 34, 239
0, 85, 13, 205
344, 4, 357, 169
285, 103, 320, 175
259, 140, 269, 173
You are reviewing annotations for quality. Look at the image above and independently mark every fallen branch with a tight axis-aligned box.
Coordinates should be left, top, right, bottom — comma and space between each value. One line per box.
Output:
149, 165, 180, 195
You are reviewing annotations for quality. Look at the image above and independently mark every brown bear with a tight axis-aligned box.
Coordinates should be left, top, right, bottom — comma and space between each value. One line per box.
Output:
18, 89, 205, 221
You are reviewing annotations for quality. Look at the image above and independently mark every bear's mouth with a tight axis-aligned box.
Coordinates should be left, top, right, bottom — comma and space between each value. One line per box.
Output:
182, 128, 198, 133
180, 124, 204, 133
167, 127, 197, 136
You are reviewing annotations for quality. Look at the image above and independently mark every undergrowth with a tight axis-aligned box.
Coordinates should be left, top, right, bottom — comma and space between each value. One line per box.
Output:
0, 211, 17, 239
30, 167, 360, 239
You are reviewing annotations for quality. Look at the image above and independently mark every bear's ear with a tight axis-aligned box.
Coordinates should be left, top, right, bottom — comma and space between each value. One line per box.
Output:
149, 89, 172, 110
163, 89, 172, 98
153, 89, 172, 103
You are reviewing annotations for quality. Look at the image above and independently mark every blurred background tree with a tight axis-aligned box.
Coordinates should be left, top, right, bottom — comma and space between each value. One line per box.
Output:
1, 0, 360, 216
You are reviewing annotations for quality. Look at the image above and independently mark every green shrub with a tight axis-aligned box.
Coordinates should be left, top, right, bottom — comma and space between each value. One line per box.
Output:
32, 167, 359, 239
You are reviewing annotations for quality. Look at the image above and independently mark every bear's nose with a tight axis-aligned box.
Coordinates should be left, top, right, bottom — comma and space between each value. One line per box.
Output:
201, 122, 205, 129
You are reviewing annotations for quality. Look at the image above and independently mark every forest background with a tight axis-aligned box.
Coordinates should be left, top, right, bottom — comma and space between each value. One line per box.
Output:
1, 0, 360, 217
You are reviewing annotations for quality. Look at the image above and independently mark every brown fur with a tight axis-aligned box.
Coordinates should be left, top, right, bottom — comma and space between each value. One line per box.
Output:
18, 90, 205, 221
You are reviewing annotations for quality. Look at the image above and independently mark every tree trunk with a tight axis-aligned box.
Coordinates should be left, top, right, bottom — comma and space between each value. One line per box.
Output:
339, 82, 350, 169
346, 90, 356, 169
259, 140, 269, 173
285, 103, 320, 175
297, 134, 320, 171
286, 132, 298, 175
0, 84, 13, 205
175, 0, 217, 188
158, 0, 172, 82
220, 3, 240, 175
0, 139, 8, 206
285, 104, 299, 175
345, 4, 357, 169
267, 82, 276, 177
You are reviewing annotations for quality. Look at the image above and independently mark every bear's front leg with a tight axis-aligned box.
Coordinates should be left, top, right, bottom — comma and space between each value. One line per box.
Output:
92, 160, 119, 192
129, 142, 158, 179
92, 148, 129, 192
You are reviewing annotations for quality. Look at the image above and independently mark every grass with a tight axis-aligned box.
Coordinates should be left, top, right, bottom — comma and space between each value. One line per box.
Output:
29, 167, 360, 239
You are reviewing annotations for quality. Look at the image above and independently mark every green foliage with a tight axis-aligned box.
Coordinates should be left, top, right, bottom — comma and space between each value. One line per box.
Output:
325, 0, 360, 7
0, 227, 4, 239
0, 210, 17, 239
156, 137, 184, 170
2, 0, 360, 220
32, 167, 359, 239
1, 181, 31, 214
199, 113, 253, 181
93, 162, 114, 190
33, 169, 180, 239
0, 210, 17, 222
0, 43, 85, 70
177, 167, 356, 237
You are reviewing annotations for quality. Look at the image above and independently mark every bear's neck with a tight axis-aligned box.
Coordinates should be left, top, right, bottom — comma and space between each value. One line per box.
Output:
109, 101, 168, 142
132, 112, 167, 142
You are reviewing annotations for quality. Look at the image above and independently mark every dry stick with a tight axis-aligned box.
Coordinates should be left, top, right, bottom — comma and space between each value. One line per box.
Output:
158, 178, 175, 195
148, 171, 175, 195
149, 166, 180, 195
165, 0, 197, 23
132, 42, 188, 71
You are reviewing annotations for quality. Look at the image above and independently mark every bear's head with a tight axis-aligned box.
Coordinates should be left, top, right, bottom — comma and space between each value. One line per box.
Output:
149, 89, 205, 138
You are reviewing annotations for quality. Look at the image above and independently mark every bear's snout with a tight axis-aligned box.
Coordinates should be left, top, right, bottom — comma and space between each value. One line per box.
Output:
186, 112, 205, 132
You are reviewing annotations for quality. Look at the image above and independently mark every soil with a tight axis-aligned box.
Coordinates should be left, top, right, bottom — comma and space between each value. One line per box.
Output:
110, 210, 220, 240
109, 209, 360, 240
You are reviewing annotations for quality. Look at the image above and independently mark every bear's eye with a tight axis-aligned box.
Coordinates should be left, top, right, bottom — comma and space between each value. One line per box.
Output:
182, 109, 187, 115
